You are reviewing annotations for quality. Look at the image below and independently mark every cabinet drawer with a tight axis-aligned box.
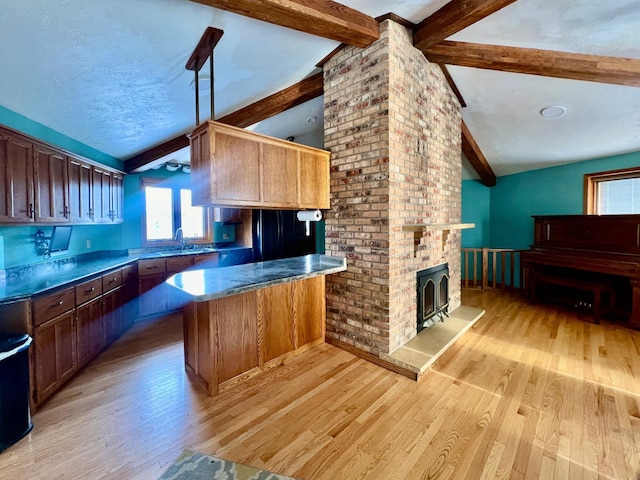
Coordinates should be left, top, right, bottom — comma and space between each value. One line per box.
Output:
166, 256, 194, 273
138, 258, 167, 276
102, 269, 123, 292
32, 287, 75, 327
75, 277, 103, 305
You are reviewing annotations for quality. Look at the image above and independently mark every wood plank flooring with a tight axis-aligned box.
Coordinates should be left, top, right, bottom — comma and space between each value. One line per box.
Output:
1, 289, 639, 479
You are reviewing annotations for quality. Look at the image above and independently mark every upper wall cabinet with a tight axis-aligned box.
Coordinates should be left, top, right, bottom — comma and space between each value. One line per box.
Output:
189, 120, 329, 210
0, 125, 125, 225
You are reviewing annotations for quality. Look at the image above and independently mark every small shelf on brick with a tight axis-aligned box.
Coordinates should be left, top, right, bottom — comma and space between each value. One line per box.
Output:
403, 223, 475, 256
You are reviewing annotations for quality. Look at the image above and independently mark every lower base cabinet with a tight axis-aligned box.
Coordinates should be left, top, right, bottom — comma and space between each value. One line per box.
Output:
32, 310, 77, 405
31, 263, 137, 409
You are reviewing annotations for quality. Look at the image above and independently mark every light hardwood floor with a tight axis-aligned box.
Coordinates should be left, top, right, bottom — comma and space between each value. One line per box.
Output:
1, 290, 639, 479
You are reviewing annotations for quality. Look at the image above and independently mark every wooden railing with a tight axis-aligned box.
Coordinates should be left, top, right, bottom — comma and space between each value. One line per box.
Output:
461, 248, 521, 291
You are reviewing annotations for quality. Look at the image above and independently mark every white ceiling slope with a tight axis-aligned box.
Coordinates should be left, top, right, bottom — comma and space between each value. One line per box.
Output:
0, 0, 639, 179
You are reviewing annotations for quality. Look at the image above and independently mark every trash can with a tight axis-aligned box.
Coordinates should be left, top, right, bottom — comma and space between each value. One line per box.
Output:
0, 334, 33, 452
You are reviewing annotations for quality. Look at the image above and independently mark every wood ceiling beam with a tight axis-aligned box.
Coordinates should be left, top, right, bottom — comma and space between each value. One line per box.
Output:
124, 135, 190, 173
217, 71, 323, 128
424, 41, 640, 87
124, 72, 324, 173
461, 119, 496, 187
414, 0, 517, 51
188, 0, 379, 48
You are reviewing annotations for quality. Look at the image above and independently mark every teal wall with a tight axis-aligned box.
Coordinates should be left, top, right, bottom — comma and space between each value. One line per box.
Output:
0, 106, 122, 170
461, 180, 490, 248
0, 107, 125, 269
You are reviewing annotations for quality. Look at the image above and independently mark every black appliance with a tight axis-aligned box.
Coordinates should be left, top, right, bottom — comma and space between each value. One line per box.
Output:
252, 209, 316, 262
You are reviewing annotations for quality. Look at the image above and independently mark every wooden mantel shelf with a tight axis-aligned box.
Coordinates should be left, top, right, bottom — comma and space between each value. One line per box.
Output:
403, 223, 475, 256
402, 223, 475, 232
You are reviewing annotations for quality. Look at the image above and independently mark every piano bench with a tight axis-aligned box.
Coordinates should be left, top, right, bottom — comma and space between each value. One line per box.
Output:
530, 272, 616, 324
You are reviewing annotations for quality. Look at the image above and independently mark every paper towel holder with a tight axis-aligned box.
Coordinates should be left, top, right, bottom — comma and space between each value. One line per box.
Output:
296, 209, 322, 222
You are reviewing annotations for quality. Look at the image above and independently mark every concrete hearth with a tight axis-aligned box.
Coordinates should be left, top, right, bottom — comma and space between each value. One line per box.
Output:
385, 305, 485, 376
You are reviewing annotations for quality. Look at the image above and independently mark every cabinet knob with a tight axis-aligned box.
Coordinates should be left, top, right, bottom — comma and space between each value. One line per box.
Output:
87, 287, 95, 292
58, 300, 64, 305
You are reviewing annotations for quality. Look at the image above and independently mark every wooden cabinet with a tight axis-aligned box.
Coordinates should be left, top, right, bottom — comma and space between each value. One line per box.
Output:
31, 286, 77, 405
183, 275, 326, 396
0, 124, 124, 225
76, 296, 104, 366
190, 120, 329, 209
110, 173, 124, 222
33, 143, 70, 223
32, 310, 76, 405
68, 156, 93, 223
30, 264, 137, 408
92, 167, 112, 223
212, 207, 243, 223
0, 130, 34, 222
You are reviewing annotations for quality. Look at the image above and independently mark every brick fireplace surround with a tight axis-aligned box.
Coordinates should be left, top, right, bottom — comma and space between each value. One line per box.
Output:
323, 20, 463, 362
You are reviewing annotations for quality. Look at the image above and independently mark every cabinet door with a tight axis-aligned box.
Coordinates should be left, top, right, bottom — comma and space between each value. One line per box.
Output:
102, 287, 122, 346
33, 143, 70, 223
33, 310, 76, 405
138, 273, 167, 317
92, 167, 112, 223
110, 173, 124, 222
0, 131, 34, 223
262, 143, 298, 207
299, 150, 330, 209
214, 131, 260, 203
68, 157, 93, 223
76, 297, 104, 366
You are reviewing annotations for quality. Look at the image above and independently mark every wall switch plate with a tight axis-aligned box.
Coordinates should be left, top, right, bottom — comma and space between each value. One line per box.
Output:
86, 239, 91, 249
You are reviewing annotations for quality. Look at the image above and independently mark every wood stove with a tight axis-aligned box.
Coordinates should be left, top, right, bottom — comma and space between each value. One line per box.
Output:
417, 263, 449, 332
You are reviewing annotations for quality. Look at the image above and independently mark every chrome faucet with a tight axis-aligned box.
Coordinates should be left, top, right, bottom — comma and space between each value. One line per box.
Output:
174, 227, 187, 251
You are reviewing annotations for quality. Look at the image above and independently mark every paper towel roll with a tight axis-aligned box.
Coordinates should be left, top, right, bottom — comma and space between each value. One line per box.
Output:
296, 209, 322, 222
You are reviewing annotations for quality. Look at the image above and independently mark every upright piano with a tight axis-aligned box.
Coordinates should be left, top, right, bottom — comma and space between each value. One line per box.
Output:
520, 214, 640, 330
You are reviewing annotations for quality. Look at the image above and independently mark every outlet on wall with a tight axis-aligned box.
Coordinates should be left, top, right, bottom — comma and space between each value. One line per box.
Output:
86, 239, 91, 249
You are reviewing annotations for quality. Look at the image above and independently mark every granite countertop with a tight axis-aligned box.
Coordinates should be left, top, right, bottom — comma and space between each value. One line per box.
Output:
0, 246, 253, 303
166, 254, 347, 302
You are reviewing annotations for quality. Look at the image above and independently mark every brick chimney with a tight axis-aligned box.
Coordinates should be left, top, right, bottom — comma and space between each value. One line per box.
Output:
323, 20, 462, 358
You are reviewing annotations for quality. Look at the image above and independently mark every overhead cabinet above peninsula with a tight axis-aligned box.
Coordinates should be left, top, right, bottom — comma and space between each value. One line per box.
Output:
0, 124, 124, 225
189, 120, 329, 210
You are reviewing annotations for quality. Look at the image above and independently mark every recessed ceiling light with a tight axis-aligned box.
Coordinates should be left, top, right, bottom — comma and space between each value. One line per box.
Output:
540, 105, 566, 118
306, 116, 317, 123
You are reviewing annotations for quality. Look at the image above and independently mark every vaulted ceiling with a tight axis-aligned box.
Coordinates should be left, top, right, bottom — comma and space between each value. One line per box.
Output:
1, 0, 639, 186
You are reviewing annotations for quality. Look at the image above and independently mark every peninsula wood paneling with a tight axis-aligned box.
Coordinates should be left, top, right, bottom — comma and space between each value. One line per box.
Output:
216, 291, 258, 383
258, 283, 295, 364
183, 276, 327, 396
294, 276, 325, 348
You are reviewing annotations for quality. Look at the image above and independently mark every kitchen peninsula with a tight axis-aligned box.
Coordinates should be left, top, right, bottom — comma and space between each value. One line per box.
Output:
166, 254, 346, 396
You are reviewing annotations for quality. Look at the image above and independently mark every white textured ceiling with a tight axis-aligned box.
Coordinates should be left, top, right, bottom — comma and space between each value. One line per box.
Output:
0, 0, 639, 178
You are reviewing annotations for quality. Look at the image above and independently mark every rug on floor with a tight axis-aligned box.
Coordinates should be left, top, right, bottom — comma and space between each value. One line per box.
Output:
158, 449, 299, 480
